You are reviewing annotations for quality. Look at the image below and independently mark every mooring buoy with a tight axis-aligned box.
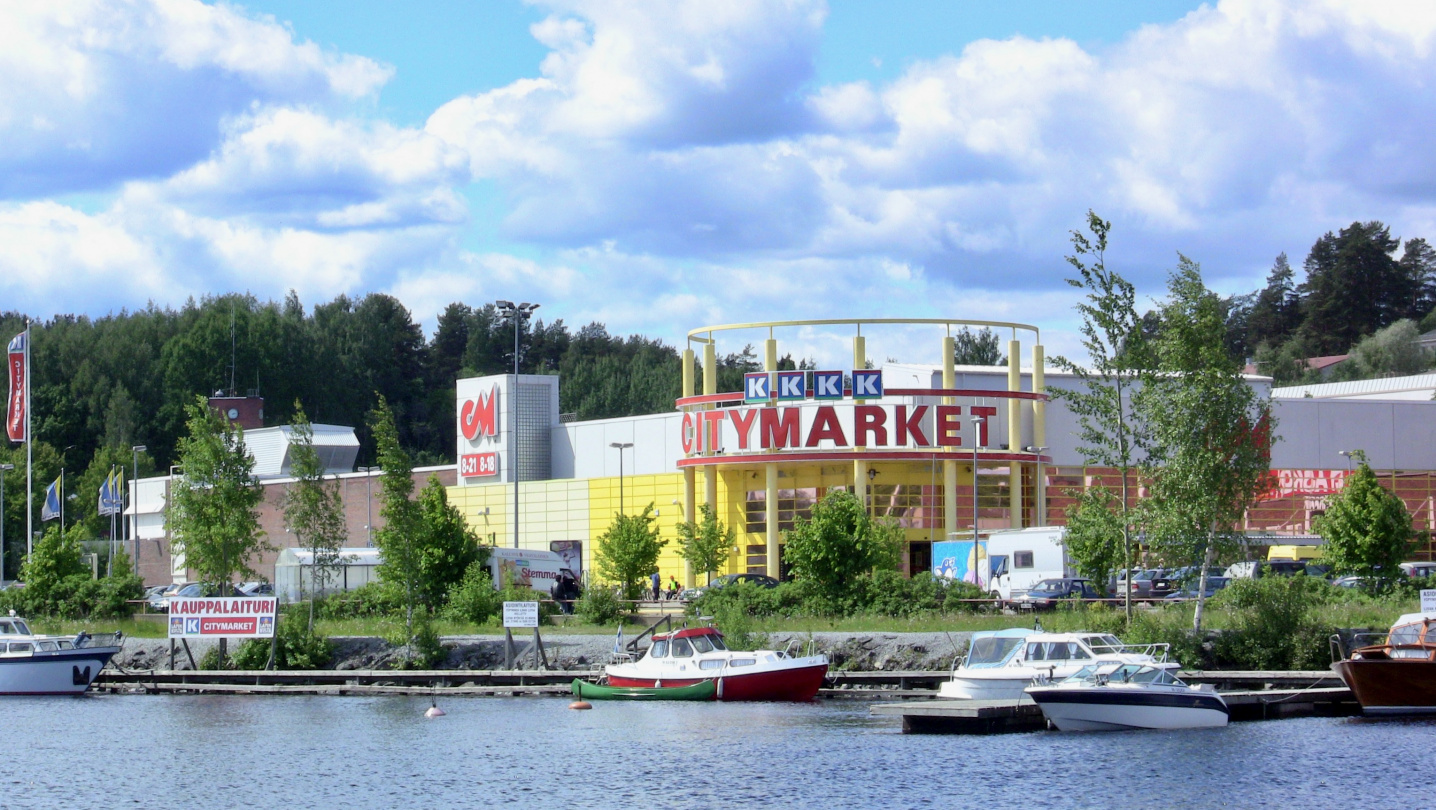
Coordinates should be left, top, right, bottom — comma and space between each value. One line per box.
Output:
569, 700, 592, 710
425, 701, 446, 718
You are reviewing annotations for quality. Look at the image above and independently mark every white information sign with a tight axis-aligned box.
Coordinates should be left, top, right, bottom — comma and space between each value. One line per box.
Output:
503, 601, 539, 628
168, 596, 277, 639
1421, 589, 1436, 613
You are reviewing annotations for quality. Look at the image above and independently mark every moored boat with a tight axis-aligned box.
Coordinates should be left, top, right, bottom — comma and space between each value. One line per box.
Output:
1333, 612, 1436, 715
1026, 663, 1229, 731
570, 678, 716, 701
0, 613, 122, 696
604, 626, 827, 702
937, 627, 1175, 701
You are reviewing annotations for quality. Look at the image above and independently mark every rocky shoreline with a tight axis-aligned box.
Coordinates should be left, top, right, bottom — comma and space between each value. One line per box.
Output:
113, 631, 972, 672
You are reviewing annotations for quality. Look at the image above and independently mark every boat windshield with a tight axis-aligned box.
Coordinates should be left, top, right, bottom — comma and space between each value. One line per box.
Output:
671, 639, 694, 658
1110, 664, 1180, 685
1026, 641, 1092, 661
709, 635, 727, 651
1082, 635, 1125, 654
648, 640, 669, 659
1391, 623, 1424, 646
691, 635, 715, 653
967, 636, 1025, 667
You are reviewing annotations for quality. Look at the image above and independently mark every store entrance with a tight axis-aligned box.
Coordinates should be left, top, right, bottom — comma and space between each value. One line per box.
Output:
908, 541, 931, 578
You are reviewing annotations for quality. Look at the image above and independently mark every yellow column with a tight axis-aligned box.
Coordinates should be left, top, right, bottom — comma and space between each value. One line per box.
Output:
942, 335, 958, 541
682, 348, 695, 398
853, 333, 867, 382
1008, 339, 1022, 528
1033, 343, 1047, 526
765, 464, 779, 579
702, 342, 716, 396
855, 459, 868, 509
765, 338, 778, 374
683, 467, 697, 586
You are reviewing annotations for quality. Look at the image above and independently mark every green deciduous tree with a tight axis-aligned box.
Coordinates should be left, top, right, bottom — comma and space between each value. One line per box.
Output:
951, 328, 1006, 366
595, 504, 666, 600
1062, 486, 1125, 595
414, 475, 481, 607
1315, 454, 1415, 591
782, 490, 902, 600
1336, 319, 1432, 380
168, 395, 269, 591
1050, 211, 1153, 621
369, 395, 424, 657
1142, 257, 1274, 631
676, 502, 735, 585
283, 403, 348, 631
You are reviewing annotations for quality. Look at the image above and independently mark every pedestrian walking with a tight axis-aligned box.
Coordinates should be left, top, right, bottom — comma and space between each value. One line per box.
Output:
651, 570, 661, 601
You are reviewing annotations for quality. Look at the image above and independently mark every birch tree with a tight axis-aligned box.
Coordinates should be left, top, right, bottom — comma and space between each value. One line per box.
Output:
1050, 211, 1153, 621
283, 403, 347, 631
676, 503, 735, 586
1143, 257, 1273, 631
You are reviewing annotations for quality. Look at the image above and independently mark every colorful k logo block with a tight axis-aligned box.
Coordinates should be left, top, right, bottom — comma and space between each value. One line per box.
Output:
776, 371, 806, 400
852, 370, 883, 398
743, 372, 772, 403
813, 371, 843, 399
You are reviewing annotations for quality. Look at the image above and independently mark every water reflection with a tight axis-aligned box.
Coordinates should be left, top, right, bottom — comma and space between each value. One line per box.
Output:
4, 695, 1432, 809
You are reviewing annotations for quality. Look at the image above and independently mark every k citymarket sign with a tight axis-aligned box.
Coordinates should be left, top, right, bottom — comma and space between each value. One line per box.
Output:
167, 597, 277, 639
681, 400, 1006, 455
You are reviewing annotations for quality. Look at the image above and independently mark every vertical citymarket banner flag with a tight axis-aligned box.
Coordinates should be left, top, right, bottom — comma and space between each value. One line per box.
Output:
5, 331, 23, 443
99, 468, 123, 516
41, 476, 60, 521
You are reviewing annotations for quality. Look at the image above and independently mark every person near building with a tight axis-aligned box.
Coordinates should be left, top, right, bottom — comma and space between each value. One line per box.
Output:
650, 571, 661, 601
667, 576, 680, 600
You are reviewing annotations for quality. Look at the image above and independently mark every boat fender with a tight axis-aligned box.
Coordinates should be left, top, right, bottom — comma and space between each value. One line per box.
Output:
570, 701, 592, 710
716, 678, 723, 700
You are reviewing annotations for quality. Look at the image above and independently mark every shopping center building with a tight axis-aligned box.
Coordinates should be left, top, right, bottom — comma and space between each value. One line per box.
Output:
131, 318, 1436, 587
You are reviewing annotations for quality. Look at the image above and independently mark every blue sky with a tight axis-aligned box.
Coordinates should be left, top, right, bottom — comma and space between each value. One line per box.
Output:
4, 0, 1436, 364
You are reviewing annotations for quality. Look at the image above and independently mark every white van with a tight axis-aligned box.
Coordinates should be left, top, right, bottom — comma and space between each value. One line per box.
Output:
982, 526, 1070, 602
488, 548, 573, 596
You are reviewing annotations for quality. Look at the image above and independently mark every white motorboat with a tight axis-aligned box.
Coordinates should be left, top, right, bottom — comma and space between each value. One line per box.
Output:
937, 627, 1175, 701
1026, 662, 1229, 731
0, 614, 122, 695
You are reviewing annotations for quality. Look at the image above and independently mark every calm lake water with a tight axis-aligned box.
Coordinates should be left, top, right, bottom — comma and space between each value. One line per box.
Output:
6, 695, 1430, 809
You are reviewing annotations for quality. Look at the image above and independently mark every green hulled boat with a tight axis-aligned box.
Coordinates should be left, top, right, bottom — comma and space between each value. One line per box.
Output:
570, 678, 716, 701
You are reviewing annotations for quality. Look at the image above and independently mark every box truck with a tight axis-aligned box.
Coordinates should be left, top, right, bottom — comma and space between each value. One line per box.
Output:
980, 526, 1070, 602
488, 548, 574, 596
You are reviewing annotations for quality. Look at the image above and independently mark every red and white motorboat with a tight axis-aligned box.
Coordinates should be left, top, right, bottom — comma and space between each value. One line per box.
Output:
604, 626, 828, 702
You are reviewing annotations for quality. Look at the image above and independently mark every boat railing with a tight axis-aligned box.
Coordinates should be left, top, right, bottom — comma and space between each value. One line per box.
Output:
623, 615, 675, 657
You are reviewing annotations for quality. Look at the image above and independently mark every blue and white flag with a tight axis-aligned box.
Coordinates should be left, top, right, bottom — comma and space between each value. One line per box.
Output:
41, 475, 61, 521
612, 625, 624, 655
99, 468, 123, 516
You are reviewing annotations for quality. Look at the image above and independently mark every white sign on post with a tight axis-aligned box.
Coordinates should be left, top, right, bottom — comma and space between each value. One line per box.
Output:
1421, 590, 1436, 613
503, 601, 539, 628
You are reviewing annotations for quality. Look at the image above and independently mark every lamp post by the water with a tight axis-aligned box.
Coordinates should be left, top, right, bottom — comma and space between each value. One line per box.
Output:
0, 463, 13, 582
496, 300, 540, 548
131, 445, 145, 566
358, 466, 378, 546
970, 416, 983, 542
609, 442, 633, 514
1025, 445, 1048, 527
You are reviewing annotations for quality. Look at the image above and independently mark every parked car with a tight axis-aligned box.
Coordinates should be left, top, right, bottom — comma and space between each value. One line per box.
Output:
1012, 578, 1102, 610
148, 581, 191, 611
678, 573, 780, 601
1225, 560, 1330, 579
1164, 576, 1231, 600
157, 582, 246, 610
1333, 575, 1367, 589
1400, 562, 1436, 579
237, 581, 274, 596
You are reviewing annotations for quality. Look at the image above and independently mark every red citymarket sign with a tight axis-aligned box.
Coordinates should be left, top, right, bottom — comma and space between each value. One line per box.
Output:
460, 384, 499, 441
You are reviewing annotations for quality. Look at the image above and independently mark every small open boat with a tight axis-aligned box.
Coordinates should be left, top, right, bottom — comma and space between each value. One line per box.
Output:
1025, 662, 1228, 731
1333, 611, 1436, 715
570, 678, 716, 701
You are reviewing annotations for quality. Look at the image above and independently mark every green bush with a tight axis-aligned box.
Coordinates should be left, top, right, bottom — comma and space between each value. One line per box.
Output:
316, 581, 405, 619
1209, 576, 1333, 670
442, 561, 501, 625
709, 594, 769, 651
388, 613, 447, 669
575, 585, 627, 625
231, 611, 333, 670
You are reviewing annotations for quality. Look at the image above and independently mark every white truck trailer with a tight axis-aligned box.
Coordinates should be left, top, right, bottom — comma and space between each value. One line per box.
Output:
981, 526, 1070, 602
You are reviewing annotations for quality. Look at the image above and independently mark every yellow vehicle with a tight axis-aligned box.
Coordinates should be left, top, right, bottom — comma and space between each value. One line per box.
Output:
1267, 544, 1322, 562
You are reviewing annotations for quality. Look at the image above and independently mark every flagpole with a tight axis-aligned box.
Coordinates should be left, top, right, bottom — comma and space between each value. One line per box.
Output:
23, 318, 31, 563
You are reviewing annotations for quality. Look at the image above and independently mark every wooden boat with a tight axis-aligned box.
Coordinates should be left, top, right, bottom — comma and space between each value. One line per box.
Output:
570, 677, 716, 701
604, 626, 828, 702
1333, 611, 1436, 715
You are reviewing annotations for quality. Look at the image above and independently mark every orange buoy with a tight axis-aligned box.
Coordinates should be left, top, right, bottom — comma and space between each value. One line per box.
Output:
569, 700, 592, 710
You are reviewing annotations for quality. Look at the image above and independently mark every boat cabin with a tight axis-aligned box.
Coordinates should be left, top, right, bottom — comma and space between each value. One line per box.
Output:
645, 628, 730, 660
1361, 613, 1436, 660
0, 617, 34, 636
963, 630, 1161, 669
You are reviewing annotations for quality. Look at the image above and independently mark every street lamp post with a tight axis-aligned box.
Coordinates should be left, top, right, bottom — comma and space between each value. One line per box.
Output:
609, 442, 633, 514
496, 300, 540, 548
131, 445, 146, 567
970, 416, 983, 543
1024, 445, 1049, 527
1338, 450, 1358, 471
0, 463, 13, 583
358, 466, 378, 547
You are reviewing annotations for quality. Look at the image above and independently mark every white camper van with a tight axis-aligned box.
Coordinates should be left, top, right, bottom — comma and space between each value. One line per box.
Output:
488, 548, 573, 596
983, 526, 1070, 602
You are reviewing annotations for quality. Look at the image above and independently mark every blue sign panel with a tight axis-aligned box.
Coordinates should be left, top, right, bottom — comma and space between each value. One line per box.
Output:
852, 369, 884, 398
743, 372, 772, 404
932, 540, 988, 588
775, 371, 806, 400
813, 371, 844, 399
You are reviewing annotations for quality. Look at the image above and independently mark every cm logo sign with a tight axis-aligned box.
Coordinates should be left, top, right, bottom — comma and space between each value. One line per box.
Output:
461, 385, 499, 440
